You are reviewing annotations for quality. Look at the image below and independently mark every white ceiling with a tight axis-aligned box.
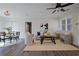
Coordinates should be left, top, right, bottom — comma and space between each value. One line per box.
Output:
0, 3, 79, 20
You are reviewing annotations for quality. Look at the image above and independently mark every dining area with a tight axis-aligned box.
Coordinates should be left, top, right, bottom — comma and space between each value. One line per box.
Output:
0, 31, 20, 46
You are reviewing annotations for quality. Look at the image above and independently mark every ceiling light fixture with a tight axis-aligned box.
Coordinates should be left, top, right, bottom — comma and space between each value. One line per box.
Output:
4, 10, 10, 16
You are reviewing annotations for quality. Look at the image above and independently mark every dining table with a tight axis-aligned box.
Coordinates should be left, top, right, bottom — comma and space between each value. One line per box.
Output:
0, 35, 18, 44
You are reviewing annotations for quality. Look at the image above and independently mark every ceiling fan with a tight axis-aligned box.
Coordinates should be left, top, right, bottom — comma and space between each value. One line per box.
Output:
47, 3, 74, 14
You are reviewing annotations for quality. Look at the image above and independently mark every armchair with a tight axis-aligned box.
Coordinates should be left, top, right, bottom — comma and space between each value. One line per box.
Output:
60, 32, 73, 44
26, 32, 34, 45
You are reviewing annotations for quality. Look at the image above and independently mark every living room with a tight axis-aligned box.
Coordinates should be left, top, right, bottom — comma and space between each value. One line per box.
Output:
0, 3, 79, 56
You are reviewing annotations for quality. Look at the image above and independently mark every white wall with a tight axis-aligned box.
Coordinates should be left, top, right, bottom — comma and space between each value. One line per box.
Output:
0, 16, 6, 32
1, 14, 79, 46
3, 18, 59, 38
1, 15, 79, 46
67, 14, 79, 46
32, 19, 59, 36
0, 18, 59, 44
48, 19, 60, 32
5, 21, 26, 39
72, 15, 79, 46
0, 3, 79, 46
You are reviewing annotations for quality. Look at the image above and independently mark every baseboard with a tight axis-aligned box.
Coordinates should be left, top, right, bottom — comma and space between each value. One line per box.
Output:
71, 43, 79, 48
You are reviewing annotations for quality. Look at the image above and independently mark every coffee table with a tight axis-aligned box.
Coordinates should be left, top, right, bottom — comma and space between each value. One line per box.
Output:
40, 36, 56, 44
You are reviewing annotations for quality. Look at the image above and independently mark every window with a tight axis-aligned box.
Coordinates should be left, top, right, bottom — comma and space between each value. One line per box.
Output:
61, 18, 72, 32
62, 20, 66, 31
67, 18, 72, 31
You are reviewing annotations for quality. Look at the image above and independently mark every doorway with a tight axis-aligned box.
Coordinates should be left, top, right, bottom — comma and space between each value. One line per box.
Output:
25, 22, 32, 34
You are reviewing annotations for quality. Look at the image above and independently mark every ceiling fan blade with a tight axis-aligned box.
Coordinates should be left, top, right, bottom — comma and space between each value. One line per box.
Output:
46, 3, 61, 10
61, 8, 69, 12
56, 3, 61, 8
52, 10, 56, 14
61, 8, 65, 12
47, 8, 56, 10
66, 9, 69, 11
61, 3, 74, 7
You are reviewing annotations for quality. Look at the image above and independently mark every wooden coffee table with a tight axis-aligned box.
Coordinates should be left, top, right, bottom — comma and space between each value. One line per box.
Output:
40, 36, 56, 44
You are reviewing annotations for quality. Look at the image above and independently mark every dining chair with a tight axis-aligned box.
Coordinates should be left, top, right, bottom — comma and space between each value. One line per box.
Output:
0, 36, 1, 42
0, 35, 6, 44
36, 32, 41, 40
16, 32, 20, 40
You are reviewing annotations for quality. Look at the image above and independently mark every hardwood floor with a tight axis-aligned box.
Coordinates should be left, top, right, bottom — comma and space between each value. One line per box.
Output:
22, 51, 79, 56
23, 40, 79, 56
0, 39, 79, 56
0, 39, 25, 56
